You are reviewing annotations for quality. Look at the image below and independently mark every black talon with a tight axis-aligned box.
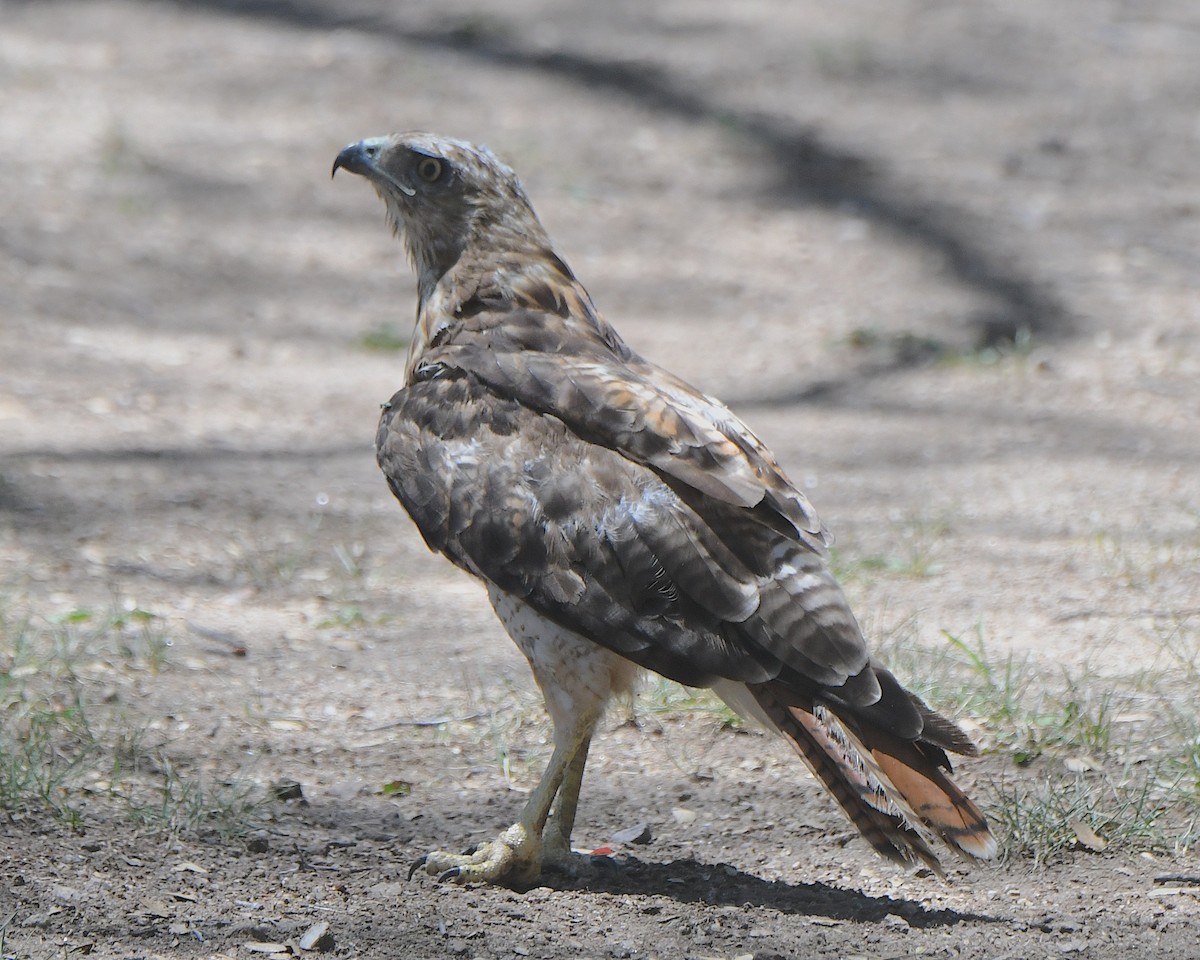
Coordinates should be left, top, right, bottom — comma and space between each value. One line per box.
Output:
407, 855, 429, 881
437, 867, 462, 883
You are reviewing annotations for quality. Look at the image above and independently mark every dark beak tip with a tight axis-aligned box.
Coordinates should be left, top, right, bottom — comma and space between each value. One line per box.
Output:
331, 142, 363, 180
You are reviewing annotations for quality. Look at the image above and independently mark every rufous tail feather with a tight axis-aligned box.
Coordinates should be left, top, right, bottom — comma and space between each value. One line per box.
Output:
746, 684, 995, 872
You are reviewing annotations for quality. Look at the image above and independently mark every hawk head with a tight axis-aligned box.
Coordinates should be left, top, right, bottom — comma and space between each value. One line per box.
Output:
332, 132, 550, 291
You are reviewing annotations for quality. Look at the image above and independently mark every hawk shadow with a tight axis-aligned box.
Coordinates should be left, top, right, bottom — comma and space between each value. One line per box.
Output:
540, 854, 1003, 928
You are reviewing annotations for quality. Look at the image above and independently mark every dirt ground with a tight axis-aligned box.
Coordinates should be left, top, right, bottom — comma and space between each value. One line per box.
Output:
3, 1, 1200, 957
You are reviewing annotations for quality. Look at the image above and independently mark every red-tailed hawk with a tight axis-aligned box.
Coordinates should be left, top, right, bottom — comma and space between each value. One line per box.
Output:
333, 133, 995, 886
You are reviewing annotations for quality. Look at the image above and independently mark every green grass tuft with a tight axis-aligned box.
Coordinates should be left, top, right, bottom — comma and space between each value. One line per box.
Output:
358, 322, 409, 353
0, 600, 261, 836
879, 620, 1200, 864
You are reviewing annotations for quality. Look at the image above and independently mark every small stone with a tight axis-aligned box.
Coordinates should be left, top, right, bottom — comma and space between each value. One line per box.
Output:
298, 921, 334, 952
612, 823, 653, 845
271, 780, 305, 802
52, 885, 85, 904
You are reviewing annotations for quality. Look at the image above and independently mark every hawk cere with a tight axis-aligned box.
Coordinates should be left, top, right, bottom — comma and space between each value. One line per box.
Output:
332, 133, 995, 886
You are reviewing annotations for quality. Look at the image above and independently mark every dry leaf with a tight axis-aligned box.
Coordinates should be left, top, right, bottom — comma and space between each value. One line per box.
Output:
139, 899, 174, 918
1069, 819, 1108, 852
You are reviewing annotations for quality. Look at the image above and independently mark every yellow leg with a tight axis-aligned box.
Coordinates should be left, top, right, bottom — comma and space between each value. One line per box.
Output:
413, 587, 629, 886
412, 709, 596, 886
542, 735, 591, 871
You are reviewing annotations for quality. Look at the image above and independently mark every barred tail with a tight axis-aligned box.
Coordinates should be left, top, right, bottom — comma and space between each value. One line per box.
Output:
722, 682, 995, 872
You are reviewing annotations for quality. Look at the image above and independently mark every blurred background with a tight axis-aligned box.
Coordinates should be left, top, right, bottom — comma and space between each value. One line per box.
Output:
3, 0, 1196, 660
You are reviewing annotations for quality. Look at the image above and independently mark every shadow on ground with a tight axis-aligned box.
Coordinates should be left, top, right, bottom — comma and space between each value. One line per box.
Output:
537, 854, 1002, 928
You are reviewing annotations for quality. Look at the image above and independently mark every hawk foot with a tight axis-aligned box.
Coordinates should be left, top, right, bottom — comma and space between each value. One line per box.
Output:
410, 823, 542, 887
540, 831, 608, 878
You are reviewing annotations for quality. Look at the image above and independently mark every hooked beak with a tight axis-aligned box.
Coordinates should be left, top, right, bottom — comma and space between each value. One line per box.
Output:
331, 137, 415, 197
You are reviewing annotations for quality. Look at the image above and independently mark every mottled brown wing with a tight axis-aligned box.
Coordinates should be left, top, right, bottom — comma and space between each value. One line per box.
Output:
376, 372, 874, 695
413, 316, 829, 557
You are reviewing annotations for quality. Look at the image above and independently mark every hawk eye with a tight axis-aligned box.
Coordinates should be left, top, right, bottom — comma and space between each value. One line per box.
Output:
416, 157, 444, 183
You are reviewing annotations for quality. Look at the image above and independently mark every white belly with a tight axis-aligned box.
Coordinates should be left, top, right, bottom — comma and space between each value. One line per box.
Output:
487, 584, 640, 731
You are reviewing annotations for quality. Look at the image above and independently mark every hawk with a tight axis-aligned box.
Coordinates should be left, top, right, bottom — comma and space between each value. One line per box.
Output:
332, 132, 995, 886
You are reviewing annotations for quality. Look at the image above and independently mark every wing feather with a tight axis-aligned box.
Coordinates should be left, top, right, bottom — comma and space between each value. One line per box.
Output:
379, 303, 939, 754
378, 372, 865, 696
422, 330, 825, 550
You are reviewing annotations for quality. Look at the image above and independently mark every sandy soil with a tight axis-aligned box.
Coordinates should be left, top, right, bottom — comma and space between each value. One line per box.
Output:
2, 1, 1199, 957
